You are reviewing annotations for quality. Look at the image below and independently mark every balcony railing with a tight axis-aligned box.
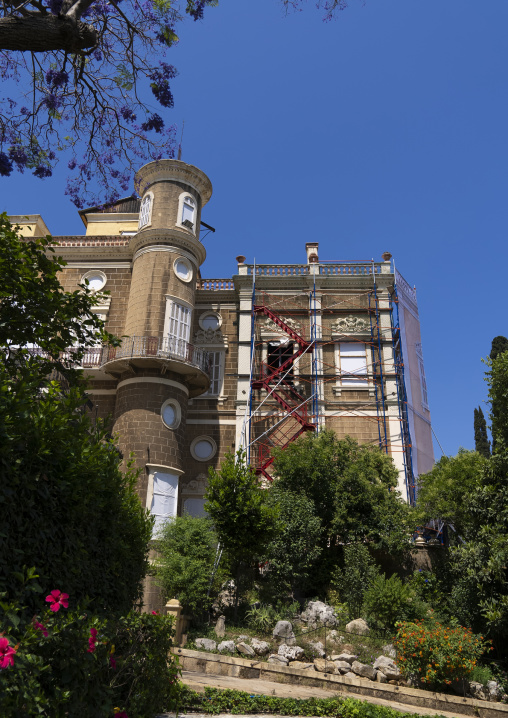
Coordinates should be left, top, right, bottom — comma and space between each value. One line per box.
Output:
198, 278, 235, 290
26, 338, 210, 374
102, 335, 210, 374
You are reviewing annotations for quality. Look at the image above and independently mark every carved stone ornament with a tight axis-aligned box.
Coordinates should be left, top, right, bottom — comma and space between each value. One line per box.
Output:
332, 315, 369, 333
182, 474, 207, 496
261, 316, 301, 334
194, 328, 226, 345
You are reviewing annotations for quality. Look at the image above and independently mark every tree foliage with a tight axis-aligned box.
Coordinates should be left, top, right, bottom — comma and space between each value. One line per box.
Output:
474, 406, 491, 458
415, 450, 486, 540
205, 449, 278, 610
263, 487, 322, 596
0, 213, 117, 379
271, 431, 412, 555
0, 216, 152, 614
155, 514, 222, 617
0, 0, 217, 206
490, 335, 508, 361
444, 351, 508, 652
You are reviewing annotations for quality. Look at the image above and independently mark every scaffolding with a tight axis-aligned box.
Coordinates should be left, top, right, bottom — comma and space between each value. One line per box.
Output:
244, 264, 416, 502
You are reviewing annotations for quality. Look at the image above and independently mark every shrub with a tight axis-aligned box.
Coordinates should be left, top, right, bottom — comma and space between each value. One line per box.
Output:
363, 573, 424, 632
155, 514, 222, 618
0, 579, 179, 717
332, 544, 379, 619
179, 685, 433, 718
394, 620, 490, 689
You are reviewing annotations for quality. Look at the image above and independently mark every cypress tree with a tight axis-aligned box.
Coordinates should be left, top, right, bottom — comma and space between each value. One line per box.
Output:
474, 406, 491, 458
490, 336, 508, 361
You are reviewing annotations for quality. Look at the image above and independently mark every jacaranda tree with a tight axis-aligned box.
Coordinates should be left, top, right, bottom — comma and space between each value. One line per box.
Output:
0, 0, 218, 207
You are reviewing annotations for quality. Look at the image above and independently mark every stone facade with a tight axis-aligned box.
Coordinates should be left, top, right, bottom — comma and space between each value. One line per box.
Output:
11, 158, 434, 610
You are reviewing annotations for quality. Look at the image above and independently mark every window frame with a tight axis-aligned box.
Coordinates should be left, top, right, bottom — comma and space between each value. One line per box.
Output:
176, 191, 197, 234
335, 341, 369, 389
138, 192, 154, 230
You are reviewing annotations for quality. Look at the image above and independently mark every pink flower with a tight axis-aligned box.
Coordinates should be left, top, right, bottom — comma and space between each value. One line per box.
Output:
87, 627, 98, 653
114, 712, 128, 718
0, 637, 17, 668
151, 611, 158, 615
45, 589, 69, 612
34, 621, 48, 637
109, 656, 117, 670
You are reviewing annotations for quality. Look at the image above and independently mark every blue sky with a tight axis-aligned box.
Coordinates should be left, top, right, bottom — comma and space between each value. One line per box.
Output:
3, 0, 508, 457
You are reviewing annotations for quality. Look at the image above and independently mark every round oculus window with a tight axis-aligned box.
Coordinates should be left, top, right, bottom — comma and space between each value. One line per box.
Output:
190, 436, 217, 461
174, 258, 193, 283
199, 312, 221, 331
161, 399, 181, 430
81, 270, 107, 292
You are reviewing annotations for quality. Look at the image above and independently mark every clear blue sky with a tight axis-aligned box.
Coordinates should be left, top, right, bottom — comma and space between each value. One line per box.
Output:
3, 0, 508, 458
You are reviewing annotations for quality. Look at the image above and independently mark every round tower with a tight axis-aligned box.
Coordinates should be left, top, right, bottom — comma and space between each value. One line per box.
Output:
107, 160, 213, 585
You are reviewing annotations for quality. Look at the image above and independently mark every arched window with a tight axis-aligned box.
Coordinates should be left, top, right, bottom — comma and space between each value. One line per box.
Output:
138, 193, 153, 229
181, 195, 196, 229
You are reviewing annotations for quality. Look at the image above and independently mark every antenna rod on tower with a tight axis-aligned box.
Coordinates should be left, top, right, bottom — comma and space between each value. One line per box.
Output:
177, 121, 185, 160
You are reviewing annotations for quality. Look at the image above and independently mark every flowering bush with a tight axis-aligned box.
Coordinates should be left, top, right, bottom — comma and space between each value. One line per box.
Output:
394, 619, 490, 689
0, 581, 180, 717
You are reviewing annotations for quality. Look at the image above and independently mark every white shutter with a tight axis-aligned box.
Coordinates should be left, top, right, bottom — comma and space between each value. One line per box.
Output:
339, 343, 368, 386
168, 301, 191, 342
151, 471, 179, 536
138, 195, 152, 229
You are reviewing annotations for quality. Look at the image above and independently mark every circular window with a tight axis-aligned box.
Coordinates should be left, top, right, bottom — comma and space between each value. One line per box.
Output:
174, 257, 193, 283
81, 270, 107, 292
161, 399, 181, 430
190, 436, 217, 462
199, 312, 222, 331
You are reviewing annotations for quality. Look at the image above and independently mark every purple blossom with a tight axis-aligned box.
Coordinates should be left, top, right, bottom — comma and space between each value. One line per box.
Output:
8, 144, 28, 169
20, 107, 30, 116
46, 69, 69, 88
42, 93, 62, 111
0, 152, 13, 176
141, 113, 164, 133
187, 0, 207, 21
33, 165, 52, 178
120, 106, 137, 123
93, 50, 103, 61
68, 158, 77, 170
149, 63, 177, 109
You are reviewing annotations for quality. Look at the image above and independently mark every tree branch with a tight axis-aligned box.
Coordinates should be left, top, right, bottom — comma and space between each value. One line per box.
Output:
0, 14, 96, 51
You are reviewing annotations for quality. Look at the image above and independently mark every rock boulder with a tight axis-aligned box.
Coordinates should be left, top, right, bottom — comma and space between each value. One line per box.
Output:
236, 642, 256, 657
251, 638, 270, 656
217, 640, 235, 653
351, 660, 377, 680
301, 601, 337, 627
273, 620, 296, 646
278, 644, 305, 661
345, 618, 370, 636
195, 638, 217, 651
313, 658, 336, 673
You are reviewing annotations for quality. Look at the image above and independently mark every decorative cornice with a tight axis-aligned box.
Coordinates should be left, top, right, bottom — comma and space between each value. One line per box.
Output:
331, 315, 370, 333
135, 160, 213, 205
260, 316, 301, 334
193, 328, 228, 347
129, 228, 206, 266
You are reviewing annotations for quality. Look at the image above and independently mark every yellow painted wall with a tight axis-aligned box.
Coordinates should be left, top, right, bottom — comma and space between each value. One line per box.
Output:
86, 220, 138, 236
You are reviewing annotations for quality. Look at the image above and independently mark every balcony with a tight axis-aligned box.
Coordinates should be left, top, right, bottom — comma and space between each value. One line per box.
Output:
100, 336, 211, 395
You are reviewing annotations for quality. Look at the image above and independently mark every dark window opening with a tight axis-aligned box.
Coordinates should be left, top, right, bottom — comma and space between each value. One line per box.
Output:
267, 341, 294, 382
